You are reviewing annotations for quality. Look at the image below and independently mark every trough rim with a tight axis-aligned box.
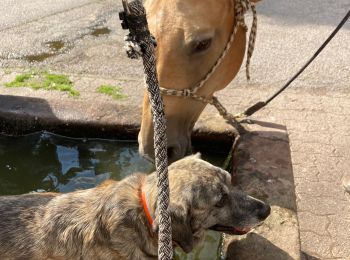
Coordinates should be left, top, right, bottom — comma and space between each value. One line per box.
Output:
0, 94, 237, 146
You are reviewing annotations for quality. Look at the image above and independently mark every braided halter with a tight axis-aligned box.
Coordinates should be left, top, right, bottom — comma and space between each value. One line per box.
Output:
159, 0, 258, 121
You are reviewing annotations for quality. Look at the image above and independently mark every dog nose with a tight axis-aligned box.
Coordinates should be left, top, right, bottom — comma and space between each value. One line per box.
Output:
257, 203, 271, 220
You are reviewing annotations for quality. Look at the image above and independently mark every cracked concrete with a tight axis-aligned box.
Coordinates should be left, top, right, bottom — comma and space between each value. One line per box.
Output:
213, 91, 348, 259
1, 0, 350, 259
224, 125, 300, 259
219, 88, 350, 259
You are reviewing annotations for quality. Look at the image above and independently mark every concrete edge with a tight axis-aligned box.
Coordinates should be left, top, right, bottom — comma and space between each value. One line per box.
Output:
0, 94, 237, 146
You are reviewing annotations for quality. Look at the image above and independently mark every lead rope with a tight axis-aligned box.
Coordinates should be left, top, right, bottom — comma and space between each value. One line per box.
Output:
120, 1, 173, 259
237, 9, 350, 119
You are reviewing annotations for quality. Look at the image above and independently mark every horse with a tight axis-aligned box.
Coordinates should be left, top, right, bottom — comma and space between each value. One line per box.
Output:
139, 0, 261, 163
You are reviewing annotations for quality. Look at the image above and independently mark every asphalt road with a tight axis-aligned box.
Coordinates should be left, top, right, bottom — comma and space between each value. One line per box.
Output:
0, 0, 95, 31
0, 0, 349, 90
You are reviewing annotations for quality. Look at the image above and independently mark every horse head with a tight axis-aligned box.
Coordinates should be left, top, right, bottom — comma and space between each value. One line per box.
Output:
139, 0, 260, 163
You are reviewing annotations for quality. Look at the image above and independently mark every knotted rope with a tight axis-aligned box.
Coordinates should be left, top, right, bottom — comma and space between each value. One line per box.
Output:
120, 1, 173, 259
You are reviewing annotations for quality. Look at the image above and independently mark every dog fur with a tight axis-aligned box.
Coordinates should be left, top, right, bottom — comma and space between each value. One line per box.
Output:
0, 154, 270, 259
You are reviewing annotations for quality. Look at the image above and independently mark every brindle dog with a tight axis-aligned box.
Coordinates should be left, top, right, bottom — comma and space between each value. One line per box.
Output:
0, 154, 270, 259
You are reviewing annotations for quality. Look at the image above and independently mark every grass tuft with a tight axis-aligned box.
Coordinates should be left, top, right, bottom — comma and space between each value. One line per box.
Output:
5, 71, 79, 97
97, 85, 127, 100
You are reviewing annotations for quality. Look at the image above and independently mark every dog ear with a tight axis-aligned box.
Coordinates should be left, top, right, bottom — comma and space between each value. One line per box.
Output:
170, 203, 194, 253
153, 202, 194, 253
192, 152, 201, 159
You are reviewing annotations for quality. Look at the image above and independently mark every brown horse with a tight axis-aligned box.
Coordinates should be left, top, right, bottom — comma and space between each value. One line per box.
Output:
139, 0, 260, 163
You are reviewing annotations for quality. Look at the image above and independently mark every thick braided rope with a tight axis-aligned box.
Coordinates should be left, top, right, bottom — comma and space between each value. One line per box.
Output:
127, 1, 173, 259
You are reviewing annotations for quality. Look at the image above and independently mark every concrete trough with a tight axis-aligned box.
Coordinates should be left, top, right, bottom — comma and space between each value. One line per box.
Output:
0, 94, 301, 259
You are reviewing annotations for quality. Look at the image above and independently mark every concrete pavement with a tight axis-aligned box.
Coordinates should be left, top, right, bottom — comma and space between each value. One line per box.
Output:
0, 0, 94, 31
1, 0, 350, 259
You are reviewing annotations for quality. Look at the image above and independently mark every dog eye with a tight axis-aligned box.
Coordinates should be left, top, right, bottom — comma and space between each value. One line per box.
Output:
215, 193, 228, 208
192, 38, 212, 53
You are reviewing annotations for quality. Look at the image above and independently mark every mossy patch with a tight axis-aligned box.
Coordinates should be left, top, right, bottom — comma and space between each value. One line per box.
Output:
3, 68, 12, 74
5, 71, 79, 97
97, 85, 127, 100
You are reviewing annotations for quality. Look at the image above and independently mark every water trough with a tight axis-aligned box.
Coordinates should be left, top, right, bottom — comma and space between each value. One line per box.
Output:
0, 94, 301, 259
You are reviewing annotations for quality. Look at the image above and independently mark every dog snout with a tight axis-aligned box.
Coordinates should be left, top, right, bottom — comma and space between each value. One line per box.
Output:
257, 203, 271, 220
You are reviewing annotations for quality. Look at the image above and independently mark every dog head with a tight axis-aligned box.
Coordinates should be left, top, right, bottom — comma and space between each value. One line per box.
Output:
151, 153, 270, 253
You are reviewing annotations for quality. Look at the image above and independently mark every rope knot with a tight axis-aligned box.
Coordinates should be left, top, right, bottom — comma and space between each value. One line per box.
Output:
124, 34, 143, 59
182, 89, 192, 97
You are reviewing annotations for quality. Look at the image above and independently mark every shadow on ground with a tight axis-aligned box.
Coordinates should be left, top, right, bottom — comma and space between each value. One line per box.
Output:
0, 95, 140, 139
227, 233, 294, 260
301, 252, 321, 260
225, 120, 300, 259
257, 0, 350, 29
234, 123, 297, 210
0, 95, 57, 135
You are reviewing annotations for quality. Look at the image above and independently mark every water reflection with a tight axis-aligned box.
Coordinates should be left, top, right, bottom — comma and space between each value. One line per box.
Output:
0, 132, 153, 195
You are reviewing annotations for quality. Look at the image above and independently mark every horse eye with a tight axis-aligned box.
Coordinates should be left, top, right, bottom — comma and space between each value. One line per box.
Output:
193, 38, 212, 53
215, 193, 228, 208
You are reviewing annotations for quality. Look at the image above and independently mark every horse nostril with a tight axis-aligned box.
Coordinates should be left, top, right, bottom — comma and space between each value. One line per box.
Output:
257, 204, 271, 220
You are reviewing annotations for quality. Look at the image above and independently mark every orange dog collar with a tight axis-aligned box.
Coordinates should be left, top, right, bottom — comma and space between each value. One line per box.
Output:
141, 188, 153, 226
